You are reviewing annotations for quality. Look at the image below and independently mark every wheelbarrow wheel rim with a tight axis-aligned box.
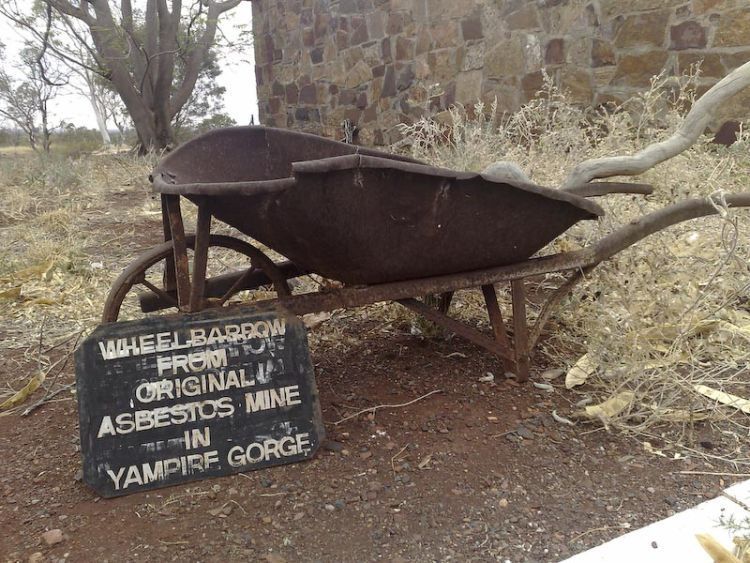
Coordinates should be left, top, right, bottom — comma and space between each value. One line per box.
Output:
102, 234, 286, 323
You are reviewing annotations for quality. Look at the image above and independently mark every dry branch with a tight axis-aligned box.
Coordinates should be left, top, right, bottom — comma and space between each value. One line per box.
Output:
561, 61, 750, 189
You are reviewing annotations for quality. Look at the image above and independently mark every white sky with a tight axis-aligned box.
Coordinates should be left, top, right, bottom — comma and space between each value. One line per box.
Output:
0, 3, 259, 128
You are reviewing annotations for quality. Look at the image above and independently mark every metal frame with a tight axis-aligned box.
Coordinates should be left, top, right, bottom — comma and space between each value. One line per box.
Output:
106, 192, 750, 383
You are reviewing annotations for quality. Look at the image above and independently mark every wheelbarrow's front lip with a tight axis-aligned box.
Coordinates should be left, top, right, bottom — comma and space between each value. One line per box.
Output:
151, 174, 297, 197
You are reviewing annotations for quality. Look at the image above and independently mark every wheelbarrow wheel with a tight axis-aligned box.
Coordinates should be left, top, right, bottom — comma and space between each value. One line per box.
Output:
102, 234, 290, 323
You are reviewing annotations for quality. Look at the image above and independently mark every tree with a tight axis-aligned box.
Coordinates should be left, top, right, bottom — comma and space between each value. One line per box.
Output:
2, 0, 247, 152
0, 44, 66, 153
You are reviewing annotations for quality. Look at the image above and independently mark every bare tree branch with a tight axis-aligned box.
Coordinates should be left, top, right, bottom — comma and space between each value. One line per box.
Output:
561, 61, 750, 189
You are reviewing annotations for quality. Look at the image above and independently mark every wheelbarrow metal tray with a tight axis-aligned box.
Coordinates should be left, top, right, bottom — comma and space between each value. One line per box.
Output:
153, 126, 603, 285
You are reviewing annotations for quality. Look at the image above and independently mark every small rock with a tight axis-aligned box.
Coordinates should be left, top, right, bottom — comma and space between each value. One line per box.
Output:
262, 516, 272, 524
293, 512, 305, 521
42, 529, 64, 546
323, 440, 344, 453
542, 368, 565, 381
498, 498, 509, 508
334, 499, 345, 510
28, 553, 44, 563
265, 554, 287, 563
360, 451, 373, 460
73, 470, 83, 483
222, 504, 234, 516
367, 481, 382, 492
516, 426, 534, 440
324, 503, 336, 512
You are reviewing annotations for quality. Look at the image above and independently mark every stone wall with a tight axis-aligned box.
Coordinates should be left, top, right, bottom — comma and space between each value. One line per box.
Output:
252, 0, 750, 145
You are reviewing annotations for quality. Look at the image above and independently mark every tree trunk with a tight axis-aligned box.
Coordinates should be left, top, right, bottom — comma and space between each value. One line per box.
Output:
86, 78, 111, 146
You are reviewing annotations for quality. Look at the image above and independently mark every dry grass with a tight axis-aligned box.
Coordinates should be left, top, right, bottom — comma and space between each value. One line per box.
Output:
0, 152, 156, 411
1, 72, 748, 463
397, 70, 750, 463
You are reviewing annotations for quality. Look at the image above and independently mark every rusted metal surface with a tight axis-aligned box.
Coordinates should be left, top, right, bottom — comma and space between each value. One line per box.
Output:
151, 126, 603, 285
397, 298, 514, 363
511, 280, 530, 382
106, 124, 750, 381
102, 235, 292, 322
481, 284, 513, 373
138, 261, 303, 313
189, 202, 212, 312
164, 195, 190, 309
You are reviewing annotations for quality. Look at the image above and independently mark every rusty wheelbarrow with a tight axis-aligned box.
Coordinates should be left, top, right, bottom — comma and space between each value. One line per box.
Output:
103, 126, 750, 381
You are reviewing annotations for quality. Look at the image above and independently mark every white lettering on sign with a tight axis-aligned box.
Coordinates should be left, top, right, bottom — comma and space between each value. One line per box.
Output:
96, 319, 287, 361
96, 397, 235, 437
106, 450, 220, 491
190, 319, 286, 346
227, 433, 311, 467
244, 385, 302, 413
156, 348, 228, 376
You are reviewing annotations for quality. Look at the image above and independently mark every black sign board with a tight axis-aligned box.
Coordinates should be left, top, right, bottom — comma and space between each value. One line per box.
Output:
75, 306, 324, 498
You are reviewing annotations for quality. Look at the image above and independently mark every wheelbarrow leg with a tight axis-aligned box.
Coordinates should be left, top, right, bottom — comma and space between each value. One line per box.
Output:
511, 279, 530, 382
189, 202, 212, 312
163, 195, 191, 310
481, 284, 513, 373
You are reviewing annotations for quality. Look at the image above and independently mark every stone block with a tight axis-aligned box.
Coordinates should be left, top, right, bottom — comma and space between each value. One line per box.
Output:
366, 11, 385, 39
299, 83, 318, 104
720, 51, 750, 73
396, 63, 416, 91
521, 70, 545, 100
346, 59, 374, 88
381, 36, 392, 62
396, 36, 416, 60
339, 89, 358, 105
343, 46, 365, 70
314, 12, 330, 39
559, 65, 593, 103
455, 70, 483, 103
429, 0, 478, 20
670, 21, 707, 50
522, 34, 544, 73
599, 0, 684, 18
592, 66, 617, 87
350, 19, 370, 45
310, 47, 324, 64
613, 51, 669, 86
461, 43, 486, 71
303, 27, 316, 47
714, 9, 750, 47
461, 14, 483, 40
415, 55, 431, 79
507, 4, 540, 30
428, 49, 457, 82
546, 38, 565, 65
381, 65, 397, 98
591, 39, 615, 67
285, 83, 300, 104
614, 11, 670, 49
431, 21, 459, 49
416, 28, 431, 55
485, 38, 525, 78
677, 53, 724, 77
387, 12, 405, 34
336, 29, 349, 50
